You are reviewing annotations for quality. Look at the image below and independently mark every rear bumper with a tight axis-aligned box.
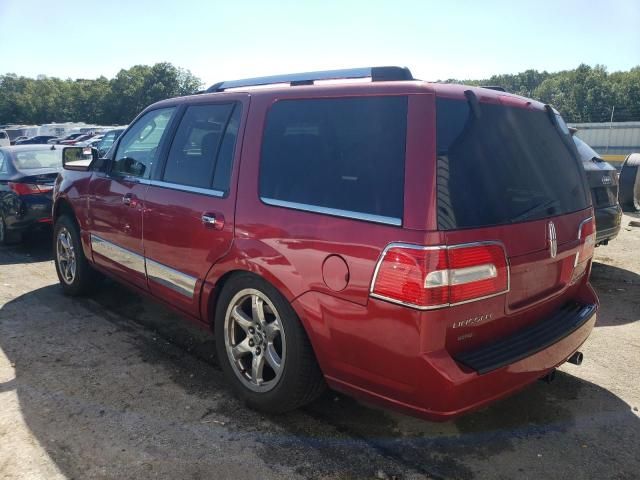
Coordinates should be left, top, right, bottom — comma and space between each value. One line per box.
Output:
4, 196, 53, 232
595, 204, 622, 244
294, 284, 598, 422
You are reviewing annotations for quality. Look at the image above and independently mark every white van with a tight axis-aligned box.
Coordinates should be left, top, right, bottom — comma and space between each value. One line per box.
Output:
0, 130, 10, 147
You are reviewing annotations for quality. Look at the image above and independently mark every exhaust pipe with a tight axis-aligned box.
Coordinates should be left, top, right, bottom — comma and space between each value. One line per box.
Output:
568, 351, 583, 365
541, 369, 556, 384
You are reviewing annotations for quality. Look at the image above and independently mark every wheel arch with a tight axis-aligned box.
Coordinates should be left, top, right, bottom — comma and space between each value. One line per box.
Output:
53, 197, 91, 260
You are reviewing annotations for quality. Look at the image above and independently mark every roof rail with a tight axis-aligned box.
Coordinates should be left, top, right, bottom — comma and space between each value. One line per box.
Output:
480, 85, 506, 92
205, 66, 413, 93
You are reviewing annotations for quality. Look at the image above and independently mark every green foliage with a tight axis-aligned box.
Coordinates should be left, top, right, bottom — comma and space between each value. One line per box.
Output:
0, 62, 202, 125
2, 63, 638, 125
445, 64, 640, 123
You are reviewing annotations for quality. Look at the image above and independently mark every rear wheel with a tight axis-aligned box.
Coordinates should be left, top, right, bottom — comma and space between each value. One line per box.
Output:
0, 215, 22, 245
214, 273, 325, 413
53, 215, 101, 296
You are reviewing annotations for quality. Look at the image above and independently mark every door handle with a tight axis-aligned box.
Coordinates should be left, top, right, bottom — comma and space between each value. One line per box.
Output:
201, 212, 224, 230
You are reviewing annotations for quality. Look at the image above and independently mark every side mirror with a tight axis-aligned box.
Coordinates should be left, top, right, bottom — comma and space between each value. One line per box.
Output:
62, 146, 97, 171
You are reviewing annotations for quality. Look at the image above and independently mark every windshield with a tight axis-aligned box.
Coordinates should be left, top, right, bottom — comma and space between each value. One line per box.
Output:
573, 135, 602, 162
436, 98, 590, 229
14, 149, 63, 170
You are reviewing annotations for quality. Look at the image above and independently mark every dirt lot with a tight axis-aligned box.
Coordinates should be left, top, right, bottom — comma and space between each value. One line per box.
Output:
1, 214, 639, 480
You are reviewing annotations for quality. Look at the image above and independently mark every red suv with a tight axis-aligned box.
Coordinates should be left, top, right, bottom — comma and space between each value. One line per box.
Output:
53, 67, 598, 421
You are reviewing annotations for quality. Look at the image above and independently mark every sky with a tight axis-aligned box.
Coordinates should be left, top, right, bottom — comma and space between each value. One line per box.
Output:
1, 0, 639, 87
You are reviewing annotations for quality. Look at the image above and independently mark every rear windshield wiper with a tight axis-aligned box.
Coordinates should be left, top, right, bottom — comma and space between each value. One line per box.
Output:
511, 199, 559, 223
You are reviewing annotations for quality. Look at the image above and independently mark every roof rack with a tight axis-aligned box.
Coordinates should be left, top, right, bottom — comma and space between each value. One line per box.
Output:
205, 66, 414, 93
480, 85, 506, 92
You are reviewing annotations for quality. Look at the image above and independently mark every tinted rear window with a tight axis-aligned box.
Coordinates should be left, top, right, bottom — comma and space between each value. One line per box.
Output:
260, 96, 407, 223
436, 98, 589, 230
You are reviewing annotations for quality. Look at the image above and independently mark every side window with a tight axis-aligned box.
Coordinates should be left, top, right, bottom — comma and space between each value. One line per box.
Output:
259, 96, 407, 221
97, 131, 116, 157
163, 103, 240, 191
113, 107, 175, 178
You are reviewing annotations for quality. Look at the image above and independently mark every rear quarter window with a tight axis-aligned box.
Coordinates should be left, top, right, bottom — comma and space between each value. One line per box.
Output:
259, 96, 407, 224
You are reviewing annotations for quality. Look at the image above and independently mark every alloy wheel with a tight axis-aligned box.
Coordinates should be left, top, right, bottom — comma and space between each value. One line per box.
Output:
56, 227, 77, 284
224, 288, 286, 392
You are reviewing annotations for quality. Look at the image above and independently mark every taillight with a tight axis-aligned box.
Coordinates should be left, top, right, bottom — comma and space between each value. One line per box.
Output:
8, 182, 53, 195
371, 242, 509, 309
576, 217, 596, 265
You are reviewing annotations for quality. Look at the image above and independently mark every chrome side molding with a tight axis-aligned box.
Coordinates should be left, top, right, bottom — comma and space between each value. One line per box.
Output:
90, 235, 197, 299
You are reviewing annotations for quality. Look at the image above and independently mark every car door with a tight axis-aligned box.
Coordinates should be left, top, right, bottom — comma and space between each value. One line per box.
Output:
142, 98, 247, 318
88, 107, 177, 290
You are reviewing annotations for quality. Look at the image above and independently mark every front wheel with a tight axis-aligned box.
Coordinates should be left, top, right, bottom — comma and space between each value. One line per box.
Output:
53, 215, 101, 296
214, 274, 325, 413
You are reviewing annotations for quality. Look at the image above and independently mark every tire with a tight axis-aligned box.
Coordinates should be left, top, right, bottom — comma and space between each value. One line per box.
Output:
53, 215, 101, 296
0, 215, 22, 245
214, 273, 325, 413
619, 153, 640, 212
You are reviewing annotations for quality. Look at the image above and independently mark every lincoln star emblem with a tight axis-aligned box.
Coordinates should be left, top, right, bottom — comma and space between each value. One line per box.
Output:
548, 221, 557, 258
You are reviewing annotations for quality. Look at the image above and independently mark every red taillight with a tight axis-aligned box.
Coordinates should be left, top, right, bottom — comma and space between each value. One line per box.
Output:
576, 217, 596, 265
371, 242, 509, 309
8, 182, 53, 195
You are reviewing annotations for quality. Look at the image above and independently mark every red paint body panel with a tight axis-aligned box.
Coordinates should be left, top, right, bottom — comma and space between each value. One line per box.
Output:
53, 78, 599, 421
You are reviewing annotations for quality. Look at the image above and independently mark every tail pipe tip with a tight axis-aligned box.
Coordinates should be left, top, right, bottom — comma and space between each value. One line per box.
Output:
540, 369, 556, 384
568, 351, 584, 366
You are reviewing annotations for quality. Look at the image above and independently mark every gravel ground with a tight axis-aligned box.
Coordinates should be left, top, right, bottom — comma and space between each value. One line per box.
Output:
0, 214, 639, 480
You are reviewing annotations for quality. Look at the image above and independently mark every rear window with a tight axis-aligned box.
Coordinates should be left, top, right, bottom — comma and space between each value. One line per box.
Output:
14, 149, 63, 170
573, 135, 602, 163
259, 96, 407, 224
436, 98, 589, 230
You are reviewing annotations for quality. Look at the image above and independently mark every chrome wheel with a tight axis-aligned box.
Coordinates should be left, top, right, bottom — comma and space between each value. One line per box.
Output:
56, 227, 76, 285
224, 288, 286, 392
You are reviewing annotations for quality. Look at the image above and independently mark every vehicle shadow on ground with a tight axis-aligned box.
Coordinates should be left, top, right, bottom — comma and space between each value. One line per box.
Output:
1, 282, 639, 479
590, 261, 640, 327
0, 229, 53, 265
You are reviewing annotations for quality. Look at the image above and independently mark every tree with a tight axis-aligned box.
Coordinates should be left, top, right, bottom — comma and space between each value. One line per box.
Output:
0, 62, 203, 126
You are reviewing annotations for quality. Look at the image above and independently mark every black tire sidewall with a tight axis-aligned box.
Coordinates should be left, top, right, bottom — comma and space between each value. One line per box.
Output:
214, 273, 319, 413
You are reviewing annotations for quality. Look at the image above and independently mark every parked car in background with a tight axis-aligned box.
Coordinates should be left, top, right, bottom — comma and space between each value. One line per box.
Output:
572, 133, 622, 245
59, 133, 95, 145
0, 130, 10, 147
49, 133, 85, 144
76, 134, 104, 148
10, 136, 29, 145
0, 145, 62, 244
95, 128, 126, 157
15, 135, 59, 145
53, 66, 598, 421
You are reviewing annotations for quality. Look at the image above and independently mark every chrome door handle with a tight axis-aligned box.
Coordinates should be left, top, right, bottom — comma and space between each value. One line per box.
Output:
201, 212, 224, 230
201, 214, 217, 226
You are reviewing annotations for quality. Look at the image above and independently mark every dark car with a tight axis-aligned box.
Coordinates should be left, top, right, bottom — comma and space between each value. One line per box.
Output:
572, 134, 622, 245
10, 136, 29, 145
52, 66, 597, 421
95, 128, 126, 157
15, 135, 59, 145
0, 145, 61, 244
